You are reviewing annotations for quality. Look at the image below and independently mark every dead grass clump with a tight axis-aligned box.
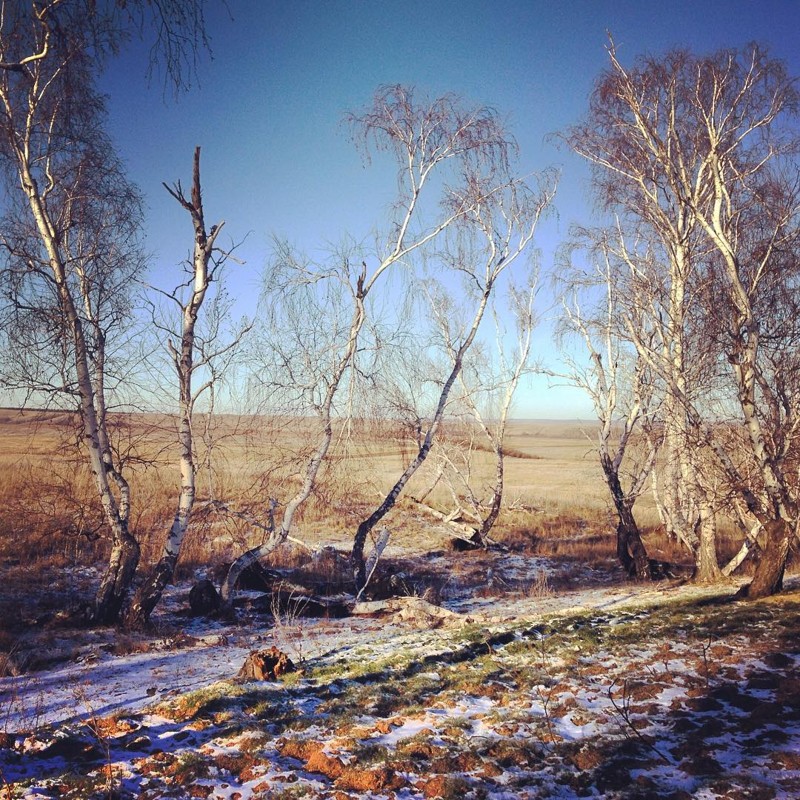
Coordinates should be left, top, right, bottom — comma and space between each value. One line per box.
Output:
0, 465, 109, 568
106, 634, 153, 657
498, 518, 617, 566
525, 570, 553, 598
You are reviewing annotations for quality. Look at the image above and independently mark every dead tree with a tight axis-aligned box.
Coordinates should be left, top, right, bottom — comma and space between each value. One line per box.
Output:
127, 148, 236, 627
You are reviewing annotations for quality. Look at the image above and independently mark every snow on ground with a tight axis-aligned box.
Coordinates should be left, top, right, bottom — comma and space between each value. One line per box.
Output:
1, 554, 799, 799
0, 554, 658, 732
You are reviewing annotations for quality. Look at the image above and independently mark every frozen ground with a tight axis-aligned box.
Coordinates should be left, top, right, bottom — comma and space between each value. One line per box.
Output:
1, 552, 799, 799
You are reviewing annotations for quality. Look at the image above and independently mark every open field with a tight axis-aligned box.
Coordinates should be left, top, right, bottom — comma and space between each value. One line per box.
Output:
1, 409, 798, 798
0, 409, 662, 566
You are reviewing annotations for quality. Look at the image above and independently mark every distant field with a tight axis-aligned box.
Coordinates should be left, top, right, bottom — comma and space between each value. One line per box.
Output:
0, 408, 671, 570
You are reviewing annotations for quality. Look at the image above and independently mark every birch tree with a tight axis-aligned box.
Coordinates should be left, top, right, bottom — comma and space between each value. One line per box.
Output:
0, 0, 213, 622
688, 48, 800, 596
127, 147, 234, 627
0, 11, 144, 623
352, 174, 556, 593
570, 40, 800, 597
424, 269, 540, 547
568, 44, 724, 582
556, 232, 657, 578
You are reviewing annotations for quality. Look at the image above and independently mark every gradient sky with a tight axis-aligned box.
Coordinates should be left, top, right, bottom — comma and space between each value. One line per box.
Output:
97, 0, 800, 418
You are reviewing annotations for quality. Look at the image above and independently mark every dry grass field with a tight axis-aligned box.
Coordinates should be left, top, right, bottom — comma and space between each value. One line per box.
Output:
2, 404, 755, 579
0, 406, 712, 646
0, 408, 706, 576
0, 409, 631, 569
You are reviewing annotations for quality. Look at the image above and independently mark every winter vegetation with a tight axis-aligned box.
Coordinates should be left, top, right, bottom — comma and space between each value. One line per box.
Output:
0, 2, 799, 798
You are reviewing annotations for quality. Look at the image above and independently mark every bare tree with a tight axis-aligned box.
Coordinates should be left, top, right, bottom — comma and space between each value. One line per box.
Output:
567, 44, 723, 582
0, 17, 143, 623
352, 173, 556, 593
433, 268, 540, 546
569, 40, 800, 597
684, 48, 800, 597
220, 245, 374, 605
556, 232, 657, 578
126, 147, 243, 627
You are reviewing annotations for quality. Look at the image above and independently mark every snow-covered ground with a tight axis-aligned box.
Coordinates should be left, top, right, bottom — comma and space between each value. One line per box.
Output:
1, 554, 799, 799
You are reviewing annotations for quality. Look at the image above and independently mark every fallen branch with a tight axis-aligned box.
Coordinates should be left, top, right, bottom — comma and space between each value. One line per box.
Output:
407, 496, 483, 548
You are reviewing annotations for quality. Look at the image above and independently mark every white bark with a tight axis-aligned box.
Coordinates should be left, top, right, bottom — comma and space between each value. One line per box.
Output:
127, 148, 224, 626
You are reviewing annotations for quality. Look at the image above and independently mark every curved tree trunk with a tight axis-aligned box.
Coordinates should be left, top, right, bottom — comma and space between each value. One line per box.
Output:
600, 453, 651, 579
94, 534, 141, 624
740, 519, 791, 599
19, 156, 140, 625
220, 418, 333, 607
353, 278, 498, 592
475, 451, 503, 546
616, 519, 650, 580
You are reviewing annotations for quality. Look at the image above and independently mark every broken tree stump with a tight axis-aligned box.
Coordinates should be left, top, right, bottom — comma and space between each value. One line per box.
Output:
237, 646, 296, 681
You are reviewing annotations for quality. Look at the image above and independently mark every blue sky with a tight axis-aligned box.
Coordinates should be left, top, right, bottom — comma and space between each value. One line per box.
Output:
97, 0, 800, 418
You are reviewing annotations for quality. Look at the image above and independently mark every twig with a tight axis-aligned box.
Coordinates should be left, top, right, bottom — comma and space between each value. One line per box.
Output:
607, 679, 672, 765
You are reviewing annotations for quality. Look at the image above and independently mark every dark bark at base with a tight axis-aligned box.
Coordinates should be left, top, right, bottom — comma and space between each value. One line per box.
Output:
475, 454, 504, 546
125, 554, 178, 628
616, 518, 652, 579
604, 460, 652, 580
451, 534, 483, 552
353, 466, 426, 591
739, 519, 791, 599
352, 519, 375, 592
93, 534, 140, 625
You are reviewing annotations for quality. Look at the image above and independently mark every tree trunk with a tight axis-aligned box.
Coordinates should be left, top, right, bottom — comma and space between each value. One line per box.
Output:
126, 148, 219, 627
615, 503, 651, 579
127, 390, 196, 627
601, 454, 651, 579
222, 415, 334, 608
693, 500, 722, 583
221, 533, 283, 604
94, 533, 140, 624
475, 447, 504, 546
740, 519, 791, 599
352, 437, 435, 590
15, 147, 140, 624
353, 274, 504, 592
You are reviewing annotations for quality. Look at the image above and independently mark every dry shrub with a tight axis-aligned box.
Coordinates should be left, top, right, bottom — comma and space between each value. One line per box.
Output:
525, 569, 552, 598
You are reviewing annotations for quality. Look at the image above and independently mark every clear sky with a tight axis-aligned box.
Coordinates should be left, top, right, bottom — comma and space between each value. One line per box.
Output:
97, 0, 800, 419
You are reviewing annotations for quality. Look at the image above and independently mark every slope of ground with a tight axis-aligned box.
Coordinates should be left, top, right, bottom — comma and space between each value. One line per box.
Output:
1, 554, 799, 799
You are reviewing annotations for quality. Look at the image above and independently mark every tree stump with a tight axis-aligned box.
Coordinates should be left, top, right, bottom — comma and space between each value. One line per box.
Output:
237, 646, 295, 681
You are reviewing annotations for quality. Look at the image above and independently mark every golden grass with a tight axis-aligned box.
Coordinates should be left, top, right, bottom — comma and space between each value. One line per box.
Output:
0, 408, 741, 578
